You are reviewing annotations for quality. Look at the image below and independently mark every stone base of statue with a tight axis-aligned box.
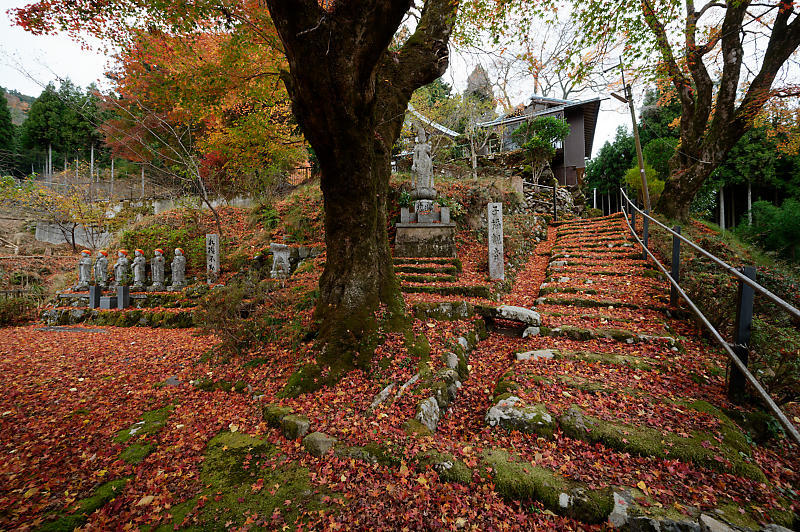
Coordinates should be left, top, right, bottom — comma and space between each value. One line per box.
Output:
73, 283, 90, 292
131, 283, 145, 292
168, 282, 185, 292
148, 283, 165, 292
395, 204, 455, 257
395, 222, 456, 257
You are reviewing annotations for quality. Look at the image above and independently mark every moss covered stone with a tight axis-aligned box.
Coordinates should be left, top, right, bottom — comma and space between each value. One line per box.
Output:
481, 449, 613, 523
282, 414, 311, 440
402, 418, 432, 437
119, 443, 154, 464
113, 405, 172, 444
558, 405, 765, 482
416, 450, 472, 484
156, 431, 340, 529
38, 478, 129, 532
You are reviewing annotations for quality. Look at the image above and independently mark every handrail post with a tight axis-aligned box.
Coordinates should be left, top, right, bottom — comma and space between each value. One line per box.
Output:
729, 266, 756, 403
593, 188, 597, 210
642, 210, 650, 260
632, 204, 637, 233
670, 226, 681, 306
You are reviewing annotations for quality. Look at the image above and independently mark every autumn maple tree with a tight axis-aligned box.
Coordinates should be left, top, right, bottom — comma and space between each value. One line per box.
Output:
12, 0, 468, 388
565, 0, 800, 220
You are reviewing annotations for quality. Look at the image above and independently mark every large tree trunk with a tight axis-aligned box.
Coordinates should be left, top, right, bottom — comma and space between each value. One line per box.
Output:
267, 0, 456, 392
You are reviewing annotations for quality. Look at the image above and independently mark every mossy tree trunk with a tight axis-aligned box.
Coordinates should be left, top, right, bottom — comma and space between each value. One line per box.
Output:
267, 0, 458, 385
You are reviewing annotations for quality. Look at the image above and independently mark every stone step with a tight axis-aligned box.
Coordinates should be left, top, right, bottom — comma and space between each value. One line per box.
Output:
393, 257, 462, 271
395, 264, 459, 275
401, 284, 492, 298
399, 273, 459, 284
535, 295, 666, 311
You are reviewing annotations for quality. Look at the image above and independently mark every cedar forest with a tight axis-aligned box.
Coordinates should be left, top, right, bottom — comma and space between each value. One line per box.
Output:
1, 0, 799, 530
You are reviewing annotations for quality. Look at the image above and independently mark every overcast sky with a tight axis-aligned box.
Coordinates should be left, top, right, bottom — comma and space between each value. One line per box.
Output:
0, 0, 629, 158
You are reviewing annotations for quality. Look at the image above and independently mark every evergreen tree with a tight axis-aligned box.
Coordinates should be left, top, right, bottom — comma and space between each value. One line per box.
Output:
0, 88, 14, 174
585, 127, 634, 195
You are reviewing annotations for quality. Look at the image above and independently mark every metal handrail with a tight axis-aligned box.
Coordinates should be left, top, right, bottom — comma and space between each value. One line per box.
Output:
618, 189, 800, 444
620, 189, 800, 321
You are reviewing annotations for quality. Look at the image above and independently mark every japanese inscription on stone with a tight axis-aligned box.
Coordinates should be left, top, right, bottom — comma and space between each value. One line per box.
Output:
206, 234, 220, 284
488, 202, 504, 280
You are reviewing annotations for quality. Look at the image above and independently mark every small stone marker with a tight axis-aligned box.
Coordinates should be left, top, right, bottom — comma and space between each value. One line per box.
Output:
88, 285, 101, 309
487, 202, 504, 280
117, 285, 130, 309
440, 206, 450, 224
270, 243, 290, 279
100, 296, 117, 310
400, 207, 411, 223
510, 175, 524, 196
206, 234, 220, 284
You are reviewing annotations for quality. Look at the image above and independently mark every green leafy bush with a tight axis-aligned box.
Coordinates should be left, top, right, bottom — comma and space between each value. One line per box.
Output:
736, 199, 800, 262
0, 297, 36, 326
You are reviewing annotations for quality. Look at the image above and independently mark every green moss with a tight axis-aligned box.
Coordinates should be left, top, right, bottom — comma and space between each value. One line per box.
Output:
119, 443, 154, 464
217, 380, 233, 392
399, 274, 459, 283
559, 406, 765, 482
177, 431, 339, 529
481, 449, 612, 523
280, 363, 323, 398
113, 405, 173, 444
400, 285, 492, 298
38, 478, 128, 532
472, 318, 488, 341
558, 350, 653, 370
553, 325, 595, 341
416, 451, 472, 484
405, 331, 431, 361
403, 418, 432, 437
151, 496, 199, 532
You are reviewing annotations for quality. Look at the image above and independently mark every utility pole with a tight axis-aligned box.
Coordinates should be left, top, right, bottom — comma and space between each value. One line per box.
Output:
608, 58, 650, 211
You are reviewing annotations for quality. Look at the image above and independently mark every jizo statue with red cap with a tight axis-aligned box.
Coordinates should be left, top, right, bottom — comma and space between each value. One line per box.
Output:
132, 249, 147, 290
94, 250, 109, 288
151, 248, 165, 291
113, 249, 130, 288
74, 249, 92, 291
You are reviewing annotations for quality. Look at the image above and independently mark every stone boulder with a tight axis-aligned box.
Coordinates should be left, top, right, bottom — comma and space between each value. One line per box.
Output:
416, 397, 440, 432
302, 432, 337, 457
476, 305, 541, 327
281, 414, 310, 439
485, 396, 555, 438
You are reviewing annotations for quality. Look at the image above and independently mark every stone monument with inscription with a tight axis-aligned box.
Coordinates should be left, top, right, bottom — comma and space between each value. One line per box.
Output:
206, 234, 220, 284
488, 202, 504, 280
74, 249, 92, 291
270, 243, 291, 279
150, 248, 165, 291
169, 248, 186, 291
395, 124, 456, 257
131, 249, 147, 290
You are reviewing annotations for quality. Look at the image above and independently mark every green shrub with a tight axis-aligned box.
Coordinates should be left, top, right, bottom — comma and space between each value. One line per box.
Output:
736, 199, 800, 262
0, 297, 36, 326
195, 282, 289, 356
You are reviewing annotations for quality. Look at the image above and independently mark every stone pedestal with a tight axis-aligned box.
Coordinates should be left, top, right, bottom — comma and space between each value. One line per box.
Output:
100, 296, 117, 310
395, 223, 456, 257
116, 286, 130, 309
89, 286, 101, 309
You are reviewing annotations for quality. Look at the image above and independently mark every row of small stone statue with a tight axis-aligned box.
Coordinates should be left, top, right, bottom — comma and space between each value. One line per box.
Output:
75, 248, 186, 292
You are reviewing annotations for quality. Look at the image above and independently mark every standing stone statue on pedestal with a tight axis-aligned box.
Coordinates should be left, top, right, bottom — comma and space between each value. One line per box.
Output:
270, 243, 290, 279
411, 125, 436, 213
74, 249, 92, 291
94, 250, 109, 289
131, 249, 147, 290
150, 248, 165, 291
169, 248, 186, 291
113, 250, 130, 288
